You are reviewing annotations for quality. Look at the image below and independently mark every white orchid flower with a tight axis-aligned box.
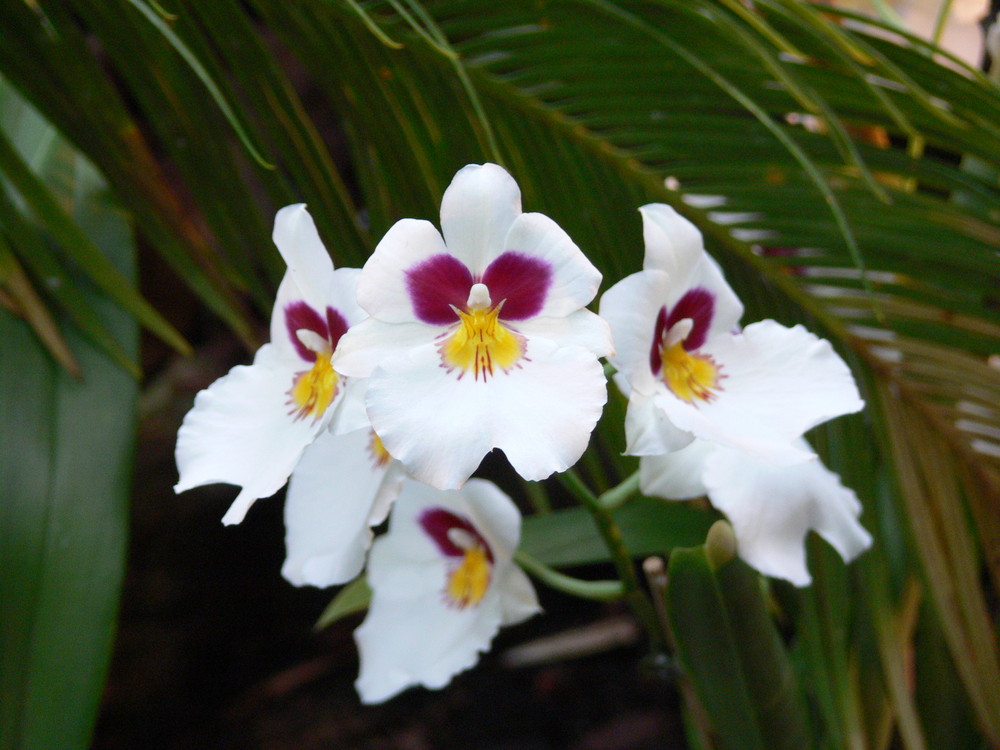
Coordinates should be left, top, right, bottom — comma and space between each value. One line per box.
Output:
175, 205, 369, 524
354, 478, 540, 704
599, 203, 864, 465
335, 163, 613, 489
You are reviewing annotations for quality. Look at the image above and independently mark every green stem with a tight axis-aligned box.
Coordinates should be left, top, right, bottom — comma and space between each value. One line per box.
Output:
515, 550, 624, 601
599, 471, 641, 510
556, 469, 665, 651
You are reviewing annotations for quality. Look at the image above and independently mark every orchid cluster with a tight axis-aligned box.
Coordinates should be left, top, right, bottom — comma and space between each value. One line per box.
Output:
175, 163, 871, 703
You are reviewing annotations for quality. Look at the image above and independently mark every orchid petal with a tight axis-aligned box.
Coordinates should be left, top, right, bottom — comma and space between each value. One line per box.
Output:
355, 218, 450, 324
333, 317, 439, 379
639, 439, 714, 499
440, 163, 521, 273
175, 344, 328, 525
499, 212, 602, 315
283, 428, 404, 587
272, 204, 334, 305
365, 340, 607, 489
625, 391, 695, 456
670, 321, 864, 457
639, 203, 707, 279
600, 269, 673, 395
515, 309, 614, 358
703, 443, 872, 586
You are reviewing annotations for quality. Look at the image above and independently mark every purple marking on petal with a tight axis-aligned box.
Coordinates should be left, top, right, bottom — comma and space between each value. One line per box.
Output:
405, 254, 474, 324
326, 307, 349, 350
481, 251, 552, 320
649, 306, 668, 376
284, 301, 328, 362
419, 507, 494, 563
666, 287, 715, 351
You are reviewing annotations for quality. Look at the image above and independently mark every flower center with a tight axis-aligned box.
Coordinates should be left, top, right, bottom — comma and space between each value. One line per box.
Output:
445, 542, 492, 610
367, 430, 392, 468
288, 347, 339, 422
659, 318, 723, 404
439, 283, 526, 381
420, 507, 496, 610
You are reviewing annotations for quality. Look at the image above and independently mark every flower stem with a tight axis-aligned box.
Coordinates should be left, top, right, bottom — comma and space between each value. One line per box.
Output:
515, 550, 624, 601
556, 469, 665, 652
598, 471, 640, 510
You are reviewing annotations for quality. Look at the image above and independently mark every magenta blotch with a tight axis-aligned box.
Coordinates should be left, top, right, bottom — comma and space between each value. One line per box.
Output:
405, 251, 553, 324
481, 251, 552, 320
284, 301, 349, 361
405, 254, 475, 324
649, 287, 715, 375
419, 507, 495, 563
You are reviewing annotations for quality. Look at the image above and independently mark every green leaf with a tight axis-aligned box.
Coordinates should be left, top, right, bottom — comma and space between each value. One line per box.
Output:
520, 497, 715, 568
0, 147, 137, 747
315, 577, 372, 630
667, 541, 812, 750
0, 101, 190, 360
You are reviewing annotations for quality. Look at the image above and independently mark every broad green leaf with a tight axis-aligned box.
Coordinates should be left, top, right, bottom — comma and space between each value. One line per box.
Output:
0, 148, 137, 747
520, 498, 715, 568
668, 532, 813, 750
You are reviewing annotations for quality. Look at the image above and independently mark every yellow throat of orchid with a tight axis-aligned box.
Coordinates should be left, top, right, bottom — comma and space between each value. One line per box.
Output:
289, 329, 339, 421
446, 543, 491, 609
660, 318, 722, 404
441, 283, 524, 381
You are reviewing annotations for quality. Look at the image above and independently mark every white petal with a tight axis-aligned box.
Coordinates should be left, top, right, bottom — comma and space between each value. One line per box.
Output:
703, 443, 872, 586
638, 439, 715, 499
272, 204, 335, 302
355, 218, 450, 323
354, 479, 532, 703
333, 317, 439, 378
624, 390, 694, 456
501, 212, 601, 315
599, 270, 671, 396
639, 204, 743, 336
500, 566, 543, 626
679, 253, 744, 338
354, 594, 503, 703
174, 345, 325, 525
365, 340, 606, 488
440, 163, 521, 273
282, 428, 403, 587
325, 266, 367, 326
326, 375, 374, 435
672, 321, 864, 459
639, 203, 707, 279
514, 309, 614, 358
